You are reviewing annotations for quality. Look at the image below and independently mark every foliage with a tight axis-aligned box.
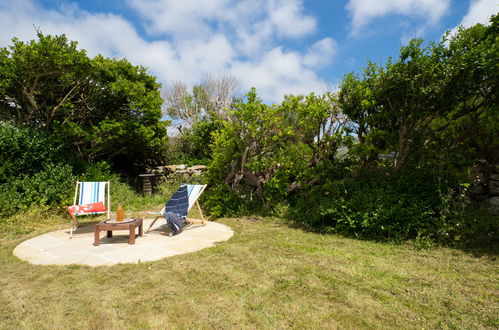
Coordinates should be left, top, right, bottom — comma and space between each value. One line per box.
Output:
0, 122, 69, 182
339, 63, 387, 168
164, 74, 238, 165
202, 184, 254, 218
0, 33, 91, 127
0, 32, 171, 221
0, 122, 75, 217
0, 163, 74, 218
173, 118, 223, 165
0, 32, 168, 172
82, 56, 168, 171
434, 16, 499, 165
288, 168, 496, 244
208, 89, 348, 212
338, 16, 498, 171
202, 17, 498, 246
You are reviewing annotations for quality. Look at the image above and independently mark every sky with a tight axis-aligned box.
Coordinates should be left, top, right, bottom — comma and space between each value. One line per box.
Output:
0, 0, 497, 104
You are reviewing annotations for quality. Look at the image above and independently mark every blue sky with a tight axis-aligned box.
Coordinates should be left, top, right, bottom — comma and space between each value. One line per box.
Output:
0, 0, 496, 103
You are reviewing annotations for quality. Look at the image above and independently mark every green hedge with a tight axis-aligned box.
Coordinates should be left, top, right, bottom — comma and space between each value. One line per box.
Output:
288, 169, 496, 245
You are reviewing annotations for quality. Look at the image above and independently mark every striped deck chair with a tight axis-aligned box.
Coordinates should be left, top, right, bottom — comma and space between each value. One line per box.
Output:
146, 184, 207, 235
67, 181, 110, 238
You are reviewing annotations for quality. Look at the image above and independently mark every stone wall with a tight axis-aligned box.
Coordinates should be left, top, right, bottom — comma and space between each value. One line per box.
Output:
149, 164, 206, 180
138, 165, 207, 195
468, 160, 499, 214
148, 164, 205, 184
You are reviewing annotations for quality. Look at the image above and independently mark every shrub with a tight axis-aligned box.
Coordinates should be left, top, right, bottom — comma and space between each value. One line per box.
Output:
0, 122, 71, 183
0, 123, 77, 217
288, 168, 496, 245
174, 119, 223, 166
203, 184, 261, 218
0, 163, 74, 217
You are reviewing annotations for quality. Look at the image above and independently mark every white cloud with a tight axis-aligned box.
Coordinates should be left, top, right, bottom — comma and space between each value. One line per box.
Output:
0, 0, 335, 103
346, 0, 450, 36
125, 0, 227, 38
446, 0, 497, 40
175, 34, 235, 79
459, 0, 497, 28
303, 38, 337, 68
0, 0, 182, 80
233, 21, 274, 56
232, 47, 328, 102
126, 0, 316, 38
267, 0, 316, 38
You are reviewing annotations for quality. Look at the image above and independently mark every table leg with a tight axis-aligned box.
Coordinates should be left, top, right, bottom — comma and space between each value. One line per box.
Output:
93, 226, 100, 246
129, 224, 135, 244
139, 221, 143, 237
107, 231, 112, 238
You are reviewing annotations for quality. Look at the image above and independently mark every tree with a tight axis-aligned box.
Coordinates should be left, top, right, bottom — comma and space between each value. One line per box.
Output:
200, 73, 238, 121
0, 32, 168, 172
209, 89, 348, 204
434, 15, 499, 165
163, 73, 238, 130
76, 55, 168, 170
339, 63, 388, 168
0, 32, 91, 128
338, 14, 498, 170
376, 38, 452, 168
164, 74, 238, 164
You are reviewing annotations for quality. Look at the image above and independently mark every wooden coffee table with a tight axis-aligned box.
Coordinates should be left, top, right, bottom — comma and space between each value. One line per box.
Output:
93, 218, 143, 246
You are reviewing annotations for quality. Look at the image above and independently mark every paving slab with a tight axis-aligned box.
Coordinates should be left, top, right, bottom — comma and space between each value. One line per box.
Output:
13, 219, 233, 267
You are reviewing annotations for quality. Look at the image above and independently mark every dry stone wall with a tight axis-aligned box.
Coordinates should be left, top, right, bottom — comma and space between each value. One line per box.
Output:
148, 164, 207, 181
138, 165, 207, 195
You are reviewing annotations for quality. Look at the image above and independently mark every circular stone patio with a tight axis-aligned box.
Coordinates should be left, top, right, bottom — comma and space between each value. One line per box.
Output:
13, 219, 233, 267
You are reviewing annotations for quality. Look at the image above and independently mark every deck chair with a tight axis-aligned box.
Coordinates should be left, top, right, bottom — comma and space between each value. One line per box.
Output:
66, 181, 110, 238
146, 184, 207, 234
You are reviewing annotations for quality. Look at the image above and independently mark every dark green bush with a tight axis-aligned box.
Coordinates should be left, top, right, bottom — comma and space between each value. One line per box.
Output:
0, 122, 71, 183
288, 169, 496, 244
169, 119, 223, 166
203, 184, 261, 218
0, 163, 74, 217
0, 123, 77, 216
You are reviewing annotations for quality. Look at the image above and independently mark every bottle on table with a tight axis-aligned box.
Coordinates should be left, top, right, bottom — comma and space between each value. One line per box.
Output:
116, 205, 124, 222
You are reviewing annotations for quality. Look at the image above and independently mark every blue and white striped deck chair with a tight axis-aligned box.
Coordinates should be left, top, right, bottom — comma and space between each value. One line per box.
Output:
67, 181, 110, 238
146, 184, 207, 234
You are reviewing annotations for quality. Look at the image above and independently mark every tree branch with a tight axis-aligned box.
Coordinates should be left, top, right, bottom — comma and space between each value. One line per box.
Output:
46, 79, 82, 127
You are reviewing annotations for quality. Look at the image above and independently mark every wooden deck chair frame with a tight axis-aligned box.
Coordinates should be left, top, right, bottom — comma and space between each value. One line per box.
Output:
146, 184, 207, 233
69, 181, 111, 238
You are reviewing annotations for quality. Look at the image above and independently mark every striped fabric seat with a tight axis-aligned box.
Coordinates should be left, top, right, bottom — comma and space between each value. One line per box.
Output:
78, 182, 106, 204
165, 184, 189, 217
186, 184, 205, 212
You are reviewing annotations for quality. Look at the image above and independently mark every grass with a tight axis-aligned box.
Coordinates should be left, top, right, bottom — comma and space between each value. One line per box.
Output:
0, 212, 497, 329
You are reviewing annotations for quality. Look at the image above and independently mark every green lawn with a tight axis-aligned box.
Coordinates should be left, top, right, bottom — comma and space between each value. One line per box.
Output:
0, 216, 497, 329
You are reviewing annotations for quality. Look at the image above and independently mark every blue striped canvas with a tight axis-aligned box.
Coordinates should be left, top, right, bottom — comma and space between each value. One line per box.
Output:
165, 184, 189, 217
79, 182, 107, 205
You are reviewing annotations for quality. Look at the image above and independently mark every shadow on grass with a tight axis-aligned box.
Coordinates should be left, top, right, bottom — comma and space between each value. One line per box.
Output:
457, 240, 499, 258
274, 216, 499, 258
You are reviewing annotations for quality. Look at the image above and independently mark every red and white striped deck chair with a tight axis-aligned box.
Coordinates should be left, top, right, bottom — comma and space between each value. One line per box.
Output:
67, 181, 110, 238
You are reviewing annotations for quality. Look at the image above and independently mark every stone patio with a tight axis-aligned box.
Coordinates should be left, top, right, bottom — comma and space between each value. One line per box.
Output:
13, 219, 233, 267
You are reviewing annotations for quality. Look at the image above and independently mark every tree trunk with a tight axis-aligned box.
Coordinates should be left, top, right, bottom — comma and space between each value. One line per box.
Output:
396, 124, 410, 170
